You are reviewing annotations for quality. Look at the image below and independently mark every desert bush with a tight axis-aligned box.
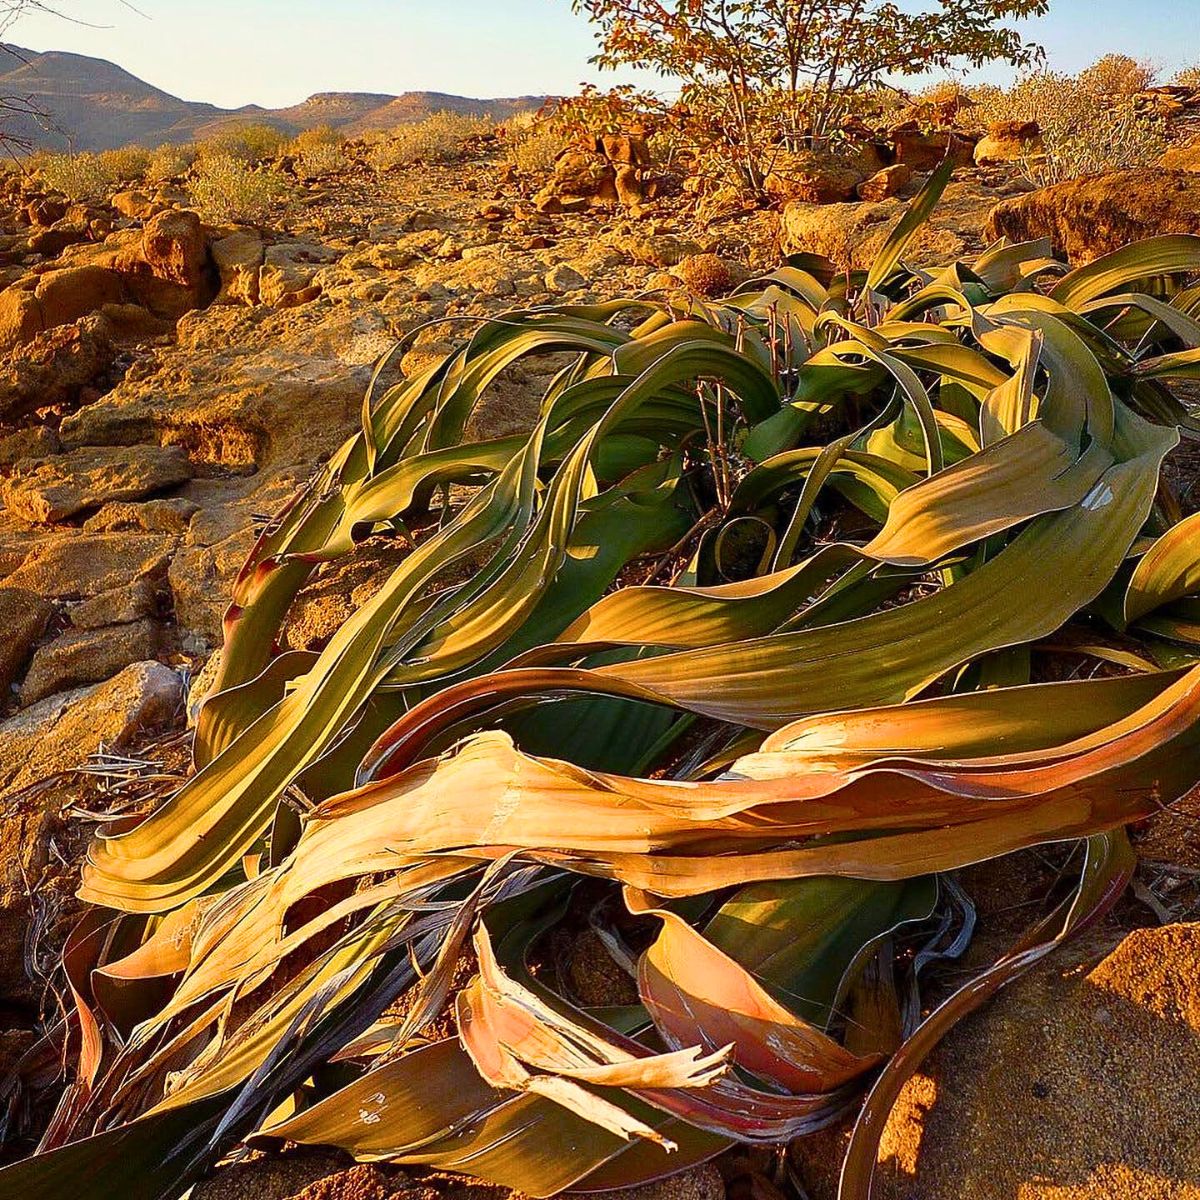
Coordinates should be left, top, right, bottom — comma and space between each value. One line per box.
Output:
368, 110, 493, 169
8, 167, 1200, 1200
292, 125, 346, 178
146, 141, 197, 182
198, 121, 287, 164
189, 153, 291, 223
35, 150, 114, 200
1174, 63, 1200, 89
1078, 52, 1157, 96
974, 68, 1167, 185
297, 140, 345, 178
912, 77, 977, 124
504, 119, 561, 176
97, 145, 152, 182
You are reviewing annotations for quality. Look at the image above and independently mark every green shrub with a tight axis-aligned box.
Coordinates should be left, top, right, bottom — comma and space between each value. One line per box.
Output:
35, 151, 114, 201
973, 67, 1167, 186
198, 122, 287, 165
97, 145, 152, 182
189, 154, 292, 223
368, 110, 493, 169
146, 141, 197, 183
504, 119, 561, 176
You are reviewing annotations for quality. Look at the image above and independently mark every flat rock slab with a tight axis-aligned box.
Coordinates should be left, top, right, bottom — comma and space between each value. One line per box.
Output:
20, 617, 163, 706
4, 530, 174, 598
0, 659, 183, 795
1, 443, 192, 524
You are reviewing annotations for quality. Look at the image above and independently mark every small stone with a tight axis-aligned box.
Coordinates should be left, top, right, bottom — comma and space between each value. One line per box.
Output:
616, 233, 703, 268
889, 122, 977, 171
82, 496, 200, 534
186, 648, 222, 725
142, 208, 210, 289
111, 190, 159, 220
856, 163, 913, 202
975, 120, 1043, 167
68, 577, 162, 629
544, 262, 586, 292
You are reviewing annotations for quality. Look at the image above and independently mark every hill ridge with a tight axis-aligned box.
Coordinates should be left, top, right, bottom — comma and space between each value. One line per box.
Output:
0, 43, 545, 151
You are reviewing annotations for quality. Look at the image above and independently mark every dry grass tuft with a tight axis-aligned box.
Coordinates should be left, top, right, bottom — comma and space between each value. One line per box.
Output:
292, 125, 347, 179
505, 120, 561, 177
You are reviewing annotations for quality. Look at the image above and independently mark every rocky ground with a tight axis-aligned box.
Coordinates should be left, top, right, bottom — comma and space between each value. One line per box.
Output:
1, 123, 1200, 1200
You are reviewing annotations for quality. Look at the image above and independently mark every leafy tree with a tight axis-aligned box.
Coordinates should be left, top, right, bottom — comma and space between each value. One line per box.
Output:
570, 0, 1049, 186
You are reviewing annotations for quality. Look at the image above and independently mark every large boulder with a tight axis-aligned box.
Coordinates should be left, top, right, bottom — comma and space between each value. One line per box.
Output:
0, 313, 116, 423
34, 264, 125, 329
24, 195, 68, 228
534, 132, 656, 213
258, 241, 338, 308
0, 267, 123, 354
111, 212, 216, 319
0, 587, 52, 698
1160, 138, 1200, 172
987, 168, 1200, 262
141, 208, 211, 289
19, 617, 166, 705
873, 924, 1200, 1200
211, 228, 267, 305
536, 146, 618, 211
0, 662, 183, 1002
0, 211, 217, 349
781, 178, 998, 270
110, 189, 160, 220
763, 148, 865, 205
974, 119, 1043, 166
0, 286, 45, 352
889, 122, 977, 171
857, 164, 913, 202
58, 301, 383, 471
27, 221, 90, 258
4, 530, 175, 599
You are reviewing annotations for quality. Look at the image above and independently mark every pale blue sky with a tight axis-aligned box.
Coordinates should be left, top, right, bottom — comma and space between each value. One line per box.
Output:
7, 0, 1200, 109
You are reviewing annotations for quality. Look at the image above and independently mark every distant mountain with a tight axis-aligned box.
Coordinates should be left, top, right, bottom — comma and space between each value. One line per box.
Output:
0, 45, 546, 151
